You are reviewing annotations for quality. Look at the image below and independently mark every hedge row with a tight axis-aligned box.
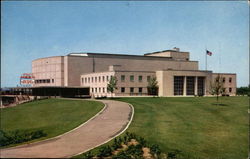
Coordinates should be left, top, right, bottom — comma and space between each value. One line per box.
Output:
0, 129, 47, 147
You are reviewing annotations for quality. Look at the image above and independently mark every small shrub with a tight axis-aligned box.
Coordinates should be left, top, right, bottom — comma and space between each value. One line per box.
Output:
97, 145, 112, 157
112, 150, 132, 159
81, 151, 94, 159
137, 137, 147, 147
112, 138, 122, 150
167, 149, 183, 159
150, 144, 161, 156
126, 145, 143, 158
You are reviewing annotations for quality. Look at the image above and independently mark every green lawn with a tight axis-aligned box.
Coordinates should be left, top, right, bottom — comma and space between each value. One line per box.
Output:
0, 98, 104, 146
115, 96, 248, 159
75, 96, 248, 159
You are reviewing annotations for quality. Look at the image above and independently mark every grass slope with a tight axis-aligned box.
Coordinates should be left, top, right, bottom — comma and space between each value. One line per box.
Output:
113, 96, 248, 159
0, 98, 104, 146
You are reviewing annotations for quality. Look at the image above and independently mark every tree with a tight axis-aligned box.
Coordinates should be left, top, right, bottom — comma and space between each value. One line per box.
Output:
237, 85, 250, 96
210, 75, 226, 104
107, 76, 118, 97
147, 77, 158, 96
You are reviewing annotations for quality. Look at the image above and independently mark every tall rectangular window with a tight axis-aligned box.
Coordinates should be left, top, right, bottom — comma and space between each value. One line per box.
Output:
138, 76, 142, 82
107, 76, 109, 82
186, 76, 195, 95
121, 87, 125, 93
130, 87, 134, 93
99, 76, 101, 82
229, 87, 232, 93
229, 77, 232, 83
103, 87, 105, 93
103, 76, 105, 82
147, 76, 151, 82
82, 78, 84, 84
91, 77, 93, 83
139, 87, 143, 93
95, 77, 97, 83
99, 88, 101, 93
121, 75, 125, 82
174, 76, 184, 95
197, 77, 205, 96
52, 79, 54, 83
88, 77, 90, 83
130, 75, 134, 82
222, 77, 225, 83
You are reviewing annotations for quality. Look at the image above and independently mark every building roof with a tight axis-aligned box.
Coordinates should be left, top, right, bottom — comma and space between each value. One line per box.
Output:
144, 50, 189, 56
67, 52, 174, 60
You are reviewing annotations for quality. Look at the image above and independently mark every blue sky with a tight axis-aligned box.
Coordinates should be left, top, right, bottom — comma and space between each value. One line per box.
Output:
1, 1, 249, 87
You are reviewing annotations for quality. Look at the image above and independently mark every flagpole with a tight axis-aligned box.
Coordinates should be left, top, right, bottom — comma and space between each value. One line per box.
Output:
205, 47, 207, 71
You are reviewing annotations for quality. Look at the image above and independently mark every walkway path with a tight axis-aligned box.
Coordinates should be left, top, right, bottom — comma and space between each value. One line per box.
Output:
0, 100, 133, 158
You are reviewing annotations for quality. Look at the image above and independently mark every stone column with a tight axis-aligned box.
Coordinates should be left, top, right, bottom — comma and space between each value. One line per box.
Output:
195, 76, 198, 96
183, 76, 186, 96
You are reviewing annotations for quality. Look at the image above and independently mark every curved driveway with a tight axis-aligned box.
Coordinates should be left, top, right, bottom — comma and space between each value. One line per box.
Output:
0, 100, 133, 158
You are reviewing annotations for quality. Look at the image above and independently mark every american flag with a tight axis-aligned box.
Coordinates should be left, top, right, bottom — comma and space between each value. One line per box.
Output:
206, 50, 212, 56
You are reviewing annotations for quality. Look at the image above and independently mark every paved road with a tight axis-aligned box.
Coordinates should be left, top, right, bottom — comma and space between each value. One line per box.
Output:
0, 100, 132, 158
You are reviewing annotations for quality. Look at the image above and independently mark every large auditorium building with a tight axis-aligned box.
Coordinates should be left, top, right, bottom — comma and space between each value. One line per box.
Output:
31, 48, 236, 97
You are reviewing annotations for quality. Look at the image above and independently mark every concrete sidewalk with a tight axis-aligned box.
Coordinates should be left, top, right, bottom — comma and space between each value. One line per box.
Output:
0, 100, 132, 158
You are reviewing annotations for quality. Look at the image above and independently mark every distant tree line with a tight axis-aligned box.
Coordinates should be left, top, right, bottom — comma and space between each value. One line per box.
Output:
237, 85, 250, 96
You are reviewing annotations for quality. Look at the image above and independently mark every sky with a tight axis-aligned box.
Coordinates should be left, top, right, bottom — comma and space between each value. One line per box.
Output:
1, 1, 249, 87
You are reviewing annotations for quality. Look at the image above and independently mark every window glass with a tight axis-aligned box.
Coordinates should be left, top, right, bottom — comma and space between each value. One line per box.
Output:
121, 75, 125, 82
229, 77, 232, 83
139, 76, 142, 82
130, 87, 134, 93
130, 75, 134, 82
186, 76, 195, 95
174, 76, 184, 95
121, 87, 125, 93
139, 87, 143, 93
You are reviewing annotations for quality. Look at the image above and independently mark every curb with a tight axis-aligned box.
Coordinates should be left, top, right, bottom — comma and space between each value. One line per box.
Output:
69, 101, 135, 158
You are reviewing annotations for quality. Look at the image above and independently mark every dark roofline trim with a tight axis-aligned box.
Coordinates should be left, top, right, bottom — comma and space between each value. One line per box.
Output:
160, 69, 213, 73
144, 50, 189, 55
212, 73, 237, 75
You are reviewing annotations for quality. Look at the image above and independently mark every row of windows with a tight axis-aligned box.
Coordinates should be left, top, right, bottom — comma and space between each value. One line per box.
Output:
82, 75, 152, 84
121, 87, 143, 93
82, 75, 112, 84
221, 77, 233, 83
91, 87, 144, 93
35, 79, 54, 84
121, 75, 151, 82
